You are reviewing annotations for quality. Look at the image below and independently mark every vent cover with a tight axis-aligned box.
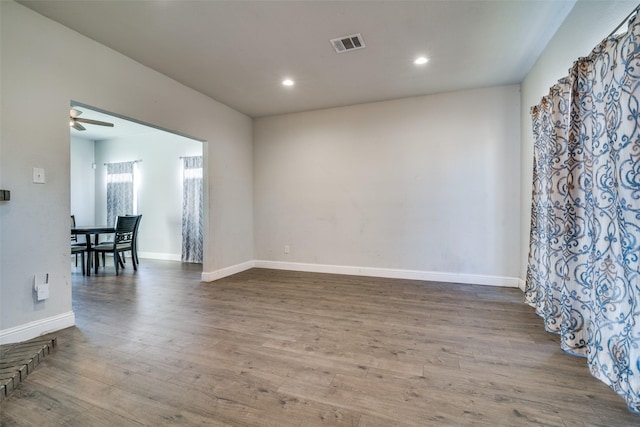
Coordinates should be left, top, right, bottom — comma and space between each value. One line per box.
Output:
330, 33, 365, 53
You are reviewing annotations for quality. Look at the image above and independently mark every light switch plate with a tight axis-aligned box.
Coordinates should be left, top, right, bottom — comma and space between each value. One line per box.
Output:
33, 167, 45, 184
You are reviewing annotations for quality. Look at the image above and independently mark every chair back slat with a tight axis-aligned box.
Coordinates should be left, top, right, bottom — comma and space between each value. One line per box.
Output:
123, 214, 142, 265
114, 215, 138, 245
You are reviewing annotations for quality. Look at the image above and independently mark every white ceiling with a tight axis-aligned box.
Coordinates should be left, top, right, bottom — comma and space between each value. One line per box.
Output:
21, 0, 577, 119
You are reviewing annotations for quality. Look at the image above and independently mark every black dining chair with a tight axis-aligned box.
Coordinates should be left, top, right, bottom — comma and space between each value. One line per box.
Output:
128, 214, 142, 266
71, 244, 86, 275
90, 215, 138, 275
70, 215, 78, 243
99, 214, 142, 268
70, 215, 87, 271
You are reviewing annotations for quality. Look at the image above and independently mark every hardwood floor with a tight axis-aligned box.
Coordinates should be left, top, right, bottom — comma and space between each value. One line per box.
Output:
1, 260, 638, 426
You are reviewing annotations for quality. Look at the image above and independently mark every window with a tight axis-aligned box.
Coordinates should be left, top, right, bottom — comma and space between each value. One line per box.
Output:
106, 161, 136, 227
181, 156, 203, 263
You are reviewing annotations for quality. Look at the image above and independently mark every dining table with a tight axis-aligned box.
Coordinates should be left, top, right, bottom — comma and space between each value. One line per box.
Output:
71, 225, 115, 276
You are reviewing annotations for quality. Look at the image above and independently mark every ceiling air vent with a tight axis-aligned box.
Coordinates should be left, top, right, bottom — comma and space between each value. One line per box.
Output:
330, 33, 365, 53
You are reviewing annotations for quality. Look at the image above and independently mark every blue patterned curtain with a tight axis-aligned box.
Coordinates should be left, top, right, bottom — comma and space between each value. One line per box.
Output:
106, 161, 135, 227
182, 156, 203, 263
526, 14, 640, 413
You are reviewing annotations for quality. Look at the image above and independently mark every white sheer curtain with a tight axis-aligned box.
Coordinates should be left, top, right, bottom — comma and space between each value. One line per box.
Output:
106, 161, 135, 227
526, 13, 640, 413
182, 156, 203, 263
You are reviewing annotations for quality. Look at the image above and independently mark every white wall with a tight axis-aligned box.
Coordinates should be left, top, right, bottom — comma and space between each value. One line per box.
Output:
93, 132, 202, 260
70, 136, 96, 228
519, 0, 636, 279
0, 1, 253, 342
254, 85, 521, 281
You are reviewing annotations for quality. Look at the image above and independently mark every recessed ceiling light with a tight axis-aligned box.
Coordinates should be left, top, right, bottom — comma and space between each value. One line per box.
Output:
282, 79, 295, 86
414, 57, 428, 65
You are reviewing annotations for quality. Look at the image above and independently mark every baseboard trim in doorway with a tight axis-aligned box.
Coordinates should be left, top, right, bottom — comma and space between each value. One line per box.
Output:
517, 278, 526, 291
137, 252, 181, 261
0, 311, 75, 345
201, 260, 520, 288
201, 260, 255, 282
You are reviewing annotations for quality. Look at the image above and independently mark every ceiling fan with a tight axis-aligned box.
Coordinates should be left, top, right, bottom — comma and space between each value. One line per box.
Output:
70, 108, 114, 131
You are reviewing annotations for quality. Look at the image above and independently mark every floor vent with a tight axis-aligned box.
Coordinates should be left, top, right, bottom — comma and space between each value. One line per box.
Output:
330, 33, 365, 53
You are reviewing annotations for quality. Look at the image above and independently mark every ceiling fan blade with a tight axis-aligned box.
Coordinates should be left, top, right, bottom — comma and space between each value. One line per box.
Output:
74, 117, 114, 127
70, 108, 82, 118
71, 120, 86, 131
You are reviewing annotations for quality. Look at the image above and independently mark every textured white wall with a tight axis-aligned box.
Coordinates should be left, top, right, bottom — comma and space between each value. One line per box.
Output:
519, 1, 636, 279
0, 1, 253, 335
254, 85, 521, 278
70, 137, 96, 229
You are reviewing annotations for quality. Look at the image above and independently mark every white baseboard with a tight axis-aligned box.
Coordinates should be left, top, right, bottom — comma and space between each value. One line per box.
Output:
517, 278, 526, 291
201, 260, 255, 282
201, 259, 520, 288
0, 311, 75, 345
253, 261, 520, 287
137, 252, 181, 261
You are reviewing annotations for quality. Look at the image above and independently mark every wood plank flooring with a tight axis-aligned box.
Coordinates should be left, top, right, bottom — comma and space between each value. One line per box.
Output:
1, 260, 639, 426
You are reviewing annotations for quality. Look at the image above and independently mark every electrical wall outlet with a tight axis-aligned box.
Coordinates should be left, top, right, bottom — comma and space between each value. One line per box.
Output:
284, 245, 290, 254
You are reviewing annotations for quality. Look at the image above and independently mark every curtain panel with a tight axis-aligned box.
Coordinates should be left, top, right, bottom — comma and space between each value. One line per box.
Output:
526, 15, 640, 412
106, 161, 135, 227
182, 156, 203, 263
